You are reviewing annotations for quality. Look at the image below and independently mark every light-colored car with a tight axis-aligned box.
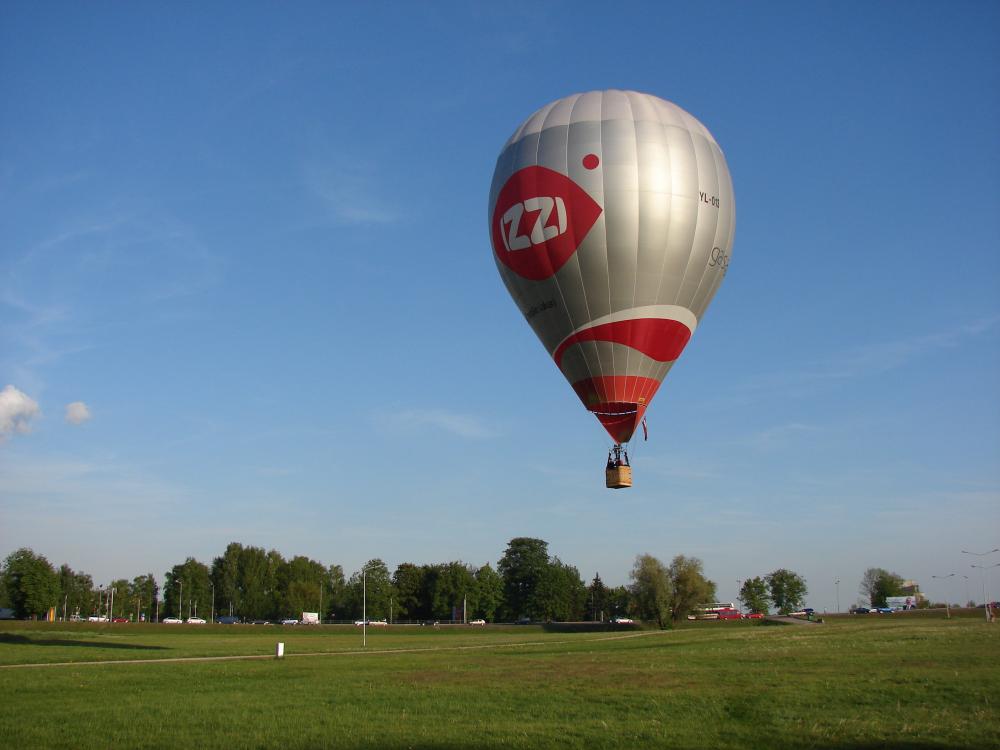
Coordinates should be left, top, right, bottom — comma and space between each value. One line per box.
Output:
611, 617, 634, 624
186, 617, 206, 624
88, 615, 109, 622
281, 619, 298, 625
163, 617, 183, 624
469, 619, 486, 626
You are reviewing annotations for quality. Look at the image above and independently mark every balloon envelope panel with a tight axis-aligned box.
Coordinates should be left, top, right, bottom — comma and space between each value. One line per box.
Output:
489, 90, 735, 443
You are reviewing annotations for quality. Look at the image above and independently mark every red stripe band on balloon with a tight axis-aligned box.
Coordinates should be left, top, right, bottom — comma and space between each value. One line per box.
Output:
553, 318, 692, 368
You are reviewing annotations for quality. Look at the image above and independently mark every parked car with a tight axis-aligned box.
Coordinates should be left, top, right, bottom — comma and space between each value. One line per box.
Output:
250, 620, 270, 625
112, 617, 129, 623
851, 607, 871, 614
163, 617, 182, 624
354, 619, 388, 627
717, 610, 741, 620
743, 613, 764, 620
216, 616, 240, 625
876, 607, 893, 614
88, 615, 109, 622
186, 617, 206, 624
611, 617, 634, 624
469, 619, 486, 626
281, 619, 298, 625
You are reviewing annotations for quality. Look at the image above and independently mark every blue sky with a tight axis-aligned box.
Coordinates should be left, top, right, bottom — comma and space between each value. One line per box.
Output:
2, 1, 998, 611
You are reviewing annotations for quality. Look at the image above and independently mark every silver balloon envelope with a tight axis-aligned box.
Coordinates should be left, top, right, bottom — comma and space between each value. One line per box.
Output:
488, 90, 735, 444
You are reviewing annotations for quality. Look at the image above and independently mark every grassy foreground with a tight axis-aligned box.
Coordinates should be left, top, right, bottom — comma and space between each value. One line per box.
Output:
0, 614, 997, 749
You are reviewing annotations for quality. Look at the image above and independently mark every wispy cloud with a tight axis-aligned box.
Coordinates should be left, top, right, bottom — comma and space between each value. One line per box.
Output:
1, 203, 222, 390
303, 158, 400, 226
732, 316, 1000, 401
815, 316, 1000, 381
374, 408, 498, 439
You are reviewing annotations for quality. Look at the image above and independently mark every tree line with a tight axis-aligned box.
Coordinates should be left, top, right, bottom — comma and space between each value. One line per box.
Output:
0, 539, 810, 624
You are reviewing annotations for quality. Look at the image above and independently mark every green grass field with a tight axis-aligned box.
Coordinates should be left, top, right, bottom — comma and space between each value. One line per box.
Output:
1, 613, 997, 749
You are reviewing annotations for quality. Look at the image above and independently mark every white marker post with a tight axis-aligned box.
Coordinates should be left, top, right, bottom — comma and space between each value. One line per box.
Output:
276, 642, 284, 659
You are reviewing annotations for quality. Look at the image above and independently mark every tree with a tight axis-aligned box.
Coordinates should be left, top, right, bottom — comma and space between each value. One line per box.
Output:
211, 542, 243, 618
859, 567, 905, 607
392, 563, 428, 620
347, 559, 393, 620
668, 555, 716, 622
323, 564, 346, 621
607, 585, 632, 620
766, 569, 808, 614
164, 558, 211, 620
1, 548, 60, 619
473, 564, 504, 621
278, 555, 327, 619
108, 578, 130, 620
531, 558, 586, 621
738, 576, 770, 615
237, 546, 270, 619
425, 562, 477, 620
58, 564, 94, 620
587, 573, 608, 621
629, 554, 672, 627
497, 538, 550, 620
129, 574, 158, 621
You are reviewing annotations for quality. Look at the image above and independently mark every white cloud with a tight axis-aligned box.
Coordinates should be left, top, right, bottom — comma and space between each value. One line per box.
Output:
65, 401, 91, 425
0, 384, 40, 439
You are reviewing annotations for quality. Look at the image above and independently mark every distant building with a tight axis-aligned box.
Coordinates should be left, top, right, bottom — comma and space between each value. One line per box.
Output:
899, 581, 927, 604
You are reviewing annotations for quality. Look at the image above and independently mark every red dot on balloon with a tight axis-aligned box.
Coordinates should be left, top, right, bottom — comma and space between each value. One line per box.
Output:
582, 154, 600, 170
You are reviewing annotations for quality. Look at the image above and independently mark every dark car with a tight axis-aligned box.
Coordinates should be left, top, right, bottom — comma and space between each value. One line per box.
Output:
216, 616, 240, 625
851, 607, 871, 614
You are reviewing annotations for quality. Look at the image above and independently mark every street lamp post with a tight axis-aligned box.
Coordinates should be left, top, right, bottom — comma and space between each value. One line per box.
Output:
962, 548, 999, 622
179, 580, 183, 620
210, 582, 215, 624
961, 575, 970, 608
931, 574, 955, 618
835, 579, 840, 613
970, 563, 1000, 623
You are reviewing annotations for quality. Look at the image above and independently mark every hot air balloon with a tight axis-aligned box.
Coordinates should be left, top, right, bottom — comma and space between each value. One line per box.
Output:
488, 90, 735, 488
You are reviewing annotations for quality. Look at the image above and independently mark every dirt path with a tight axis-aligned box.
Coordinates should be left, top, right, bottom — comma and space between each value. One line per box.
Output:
0, 628, 669, 670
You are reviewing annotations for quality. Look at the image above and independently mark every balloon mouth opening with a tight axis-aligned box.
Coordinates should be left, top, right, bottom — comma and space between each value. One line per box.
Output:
592, 402, 645, 444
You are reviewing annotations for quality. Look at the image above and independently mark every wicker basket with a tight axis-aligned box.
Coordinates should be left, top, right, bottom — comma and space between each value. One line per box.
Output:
605, 465, 632, 489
